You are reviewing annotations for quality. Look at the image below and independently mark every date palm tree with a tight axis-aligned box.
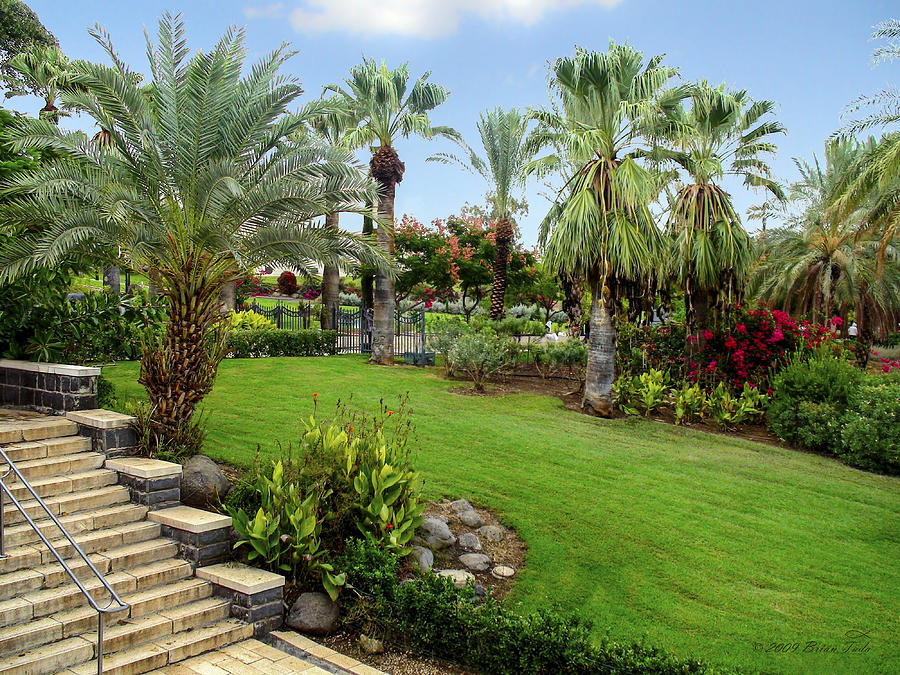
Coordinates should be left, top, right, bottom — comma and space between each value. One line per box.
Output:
429, 107, 533, 319
326, 58, 458, 365
3, 44, 70, 122
0, 14, 388, 450
650, 83, 785, 343
527, 43, 681, 415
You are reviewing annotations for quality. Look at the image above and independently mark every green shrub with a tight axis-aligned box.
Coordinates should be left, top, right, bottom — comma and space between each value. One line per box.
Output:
839, 380, 900, 474
795, 401, 844, 454
767, 352, 863, 448
126, 400, 205, 463
226, 311, 277, 331
615, 368, 669, 416
446, 332, 514, 392
226, 329, 337, 357
530, 340, 588, 379
386, 575, 724, 675
97, 374, 117, 408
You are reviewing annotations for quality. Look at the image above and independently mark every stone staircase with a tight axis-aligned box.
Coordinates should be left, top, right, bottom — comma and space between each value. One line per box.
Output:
0, 414, 254, 675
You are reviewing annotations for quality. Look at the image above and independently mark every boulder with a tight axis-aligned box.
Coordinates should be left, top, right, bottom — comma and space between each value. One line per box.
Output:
478, 525, 505, 542
458, 509, 484, 528
457, 532, 482, 551
418, 517, 456, 550
434, 569, 475, 588
450, 498, 473, 513
286, 592, 339, 635
459, 553, 492, 572
411, 545, 434, 572
181, 455, 231, 508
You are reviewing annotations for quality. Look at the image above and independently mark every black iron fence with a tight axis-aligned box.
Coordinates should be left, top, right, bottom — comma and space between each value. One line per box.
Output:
332, 304, 426, 365
246, 300, 314, 330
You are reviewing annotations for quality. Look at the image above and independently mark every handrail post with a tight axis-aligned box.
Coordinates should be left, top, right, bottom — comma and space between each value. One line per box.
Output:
97, 612, 104, 675
0, 480, 5, 558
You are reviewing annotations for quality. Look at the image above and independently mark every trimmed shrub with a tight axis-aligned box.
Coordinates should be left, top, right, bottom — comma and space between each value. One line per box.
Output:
839, 381, 900, 474
767, 352, 863, 449
277, 270, 298, 295
446, 332, 514, 392
226, 329, 337, 358
226, 310, 277, 331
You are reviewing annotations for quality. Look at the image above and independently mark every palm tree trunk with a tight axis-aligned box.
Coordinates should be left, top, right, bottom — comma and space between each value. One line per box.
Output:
488, 219, 512, 320
361, 205, 375, 311
371, 186, 396, 365
369, 146, 403, 365
583, 277, 615, 417
219, 282, 236, 314
103, 266, 121, 297
138, 282, 226, 451
320, 212, 340, 329
560, 272, 584, 333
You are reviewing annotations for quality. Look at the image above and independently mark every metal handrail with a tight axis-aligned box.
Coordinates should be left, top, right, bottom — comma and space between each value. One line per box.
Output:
0, 446, 129, 675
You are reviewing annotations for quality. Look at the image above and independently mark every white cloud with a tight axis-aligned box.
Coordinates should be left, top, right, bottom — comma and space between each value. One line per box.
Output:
288, 0, 623, 38
245, 3, 285, 19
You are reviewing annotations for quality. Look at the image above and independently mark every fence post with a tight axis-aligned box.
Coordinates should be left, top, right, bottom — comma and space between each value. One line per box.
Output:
419, 309, 426, 367
275, 303, 282, 330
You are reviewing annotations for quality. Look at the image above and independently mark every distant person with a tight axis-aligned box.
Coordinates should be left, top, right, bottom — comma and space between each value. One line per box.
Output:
848, 322, 858, 337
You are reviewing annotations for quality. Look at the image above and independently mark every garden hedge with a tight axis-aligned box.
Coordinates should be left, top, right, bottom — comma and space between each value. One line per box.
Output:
226, 329, 337, 358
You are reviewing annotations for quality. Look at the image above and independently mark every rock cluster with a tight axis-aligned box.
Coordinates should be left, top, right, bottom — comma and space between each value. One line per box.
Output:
414, 498, 517, 588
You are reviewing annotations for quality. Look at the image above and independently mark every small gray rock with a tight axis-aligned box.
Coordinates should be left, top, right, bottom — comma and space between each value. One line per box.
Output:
474, 583, 486, 598
411, 545, 434, 572
419, 517, 456, 550
425, 512, 450, 523
359, 634, 384, 654
286, 592, 339, 635
457, 532, 482, 551
435, 569, 475, 587
450, 498, 473, 513
459, 553, 492, 572
458, 509, 484, 528
478, 525, 505, 542
181, 455, 231, 508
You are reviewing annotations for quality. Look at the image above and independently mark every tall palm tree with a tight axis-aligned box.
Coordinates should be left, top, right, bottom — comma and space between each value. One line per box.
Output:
326, 58, 458, 365
429, 107, 533, 319
299, 98, 360, 328
527, 43, 680, 416
746, 197, 783, 236
650, 83, 785, 342
0, 14, 388, 449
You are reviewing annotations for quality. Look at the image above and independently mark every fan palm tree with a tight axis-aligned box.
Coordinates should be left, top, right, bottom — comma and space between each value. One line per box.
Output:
326, 58, 458, 365
527, 43, 681, 416
0, 14, 388, 449
650, 83, 785, 342
429, 107, 533, 319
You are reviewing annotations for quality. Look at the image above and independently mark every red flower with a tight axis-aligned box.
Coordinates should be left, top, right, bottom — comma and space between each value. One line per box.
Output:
313, 393, 318, 398
736, 323, 747, 334
386, 524, 393, 530
724, 336, 737, 350
703, 329, 714, 341
387, 411, 394, 416
830, 316, 844, 327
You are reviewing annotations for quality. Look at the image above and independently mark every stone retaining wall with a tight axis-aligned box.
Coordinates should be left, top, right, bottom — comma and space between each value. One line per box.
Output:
0, 359, 99, 413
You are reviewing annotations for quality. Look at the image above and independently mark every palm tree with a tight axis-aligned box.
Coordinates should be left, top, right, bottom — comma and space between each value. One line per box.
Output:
327, 58, 458, 365
751, 138, 900, 343
650, 83, 785, 342
832, 19, 900, 264
527, 43, 680, 415
4, 44, 70, 122
0, 14, 388, 449
429, 107, 533, 319
300, 99, 361, 328
746, 197, 783, 236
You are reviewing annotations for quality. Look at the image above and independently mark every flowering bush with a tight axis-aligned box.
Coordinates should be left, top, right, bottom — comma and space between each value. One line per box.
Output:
277, 270, 298, 295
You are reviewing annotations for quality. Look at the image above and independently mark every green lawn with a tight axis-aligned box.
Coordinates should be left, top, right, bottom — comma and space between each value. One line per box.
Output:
104, 356, 900, 674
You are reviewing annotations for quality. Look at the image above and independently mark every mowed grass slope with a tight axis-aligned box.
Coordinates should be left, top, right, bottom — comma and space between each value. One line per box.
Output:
105, 356, 900, 673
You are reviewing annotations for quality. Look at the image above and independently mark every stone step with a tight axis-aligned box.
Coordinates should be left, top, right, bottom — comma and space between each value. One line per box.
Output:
4, 504, 147, 549
4, 452, 104, 484
0, 538, 177, 602
60, 619, 253, 675
2, 485, 130, 527
0, 635, 94, 675
0, 520, 158, 576
1, 437, 92, 464
6, 469, 118, 503
0, 418, 79, 445
0, 557, 195, 636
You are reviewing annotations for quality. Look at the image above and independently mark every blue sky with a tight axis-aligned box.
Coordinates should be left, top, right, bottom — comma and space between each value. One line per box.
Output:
10, 0, 898, 245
